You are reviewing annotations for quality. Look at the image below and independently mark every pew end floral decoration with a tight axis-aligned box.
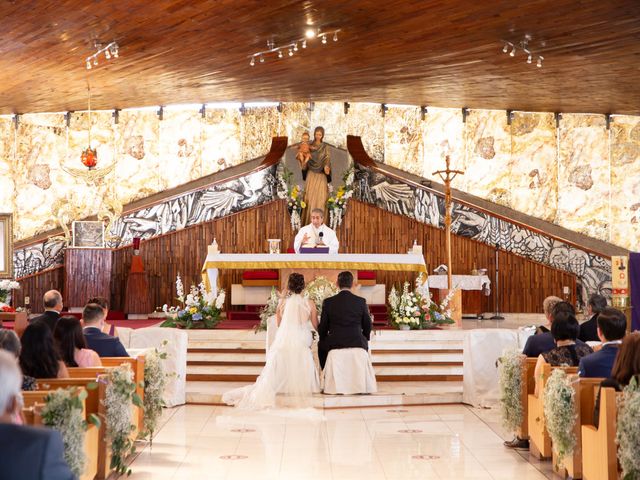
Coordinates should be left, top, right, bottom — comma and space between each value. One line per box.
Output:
617, 376, 640, 480
543, 368, 577, 465
304, 276, 339, 317
140, 342, 169, 442
388, 274, 455, 330
161, 275, 225, 329
497, 349, 525, 434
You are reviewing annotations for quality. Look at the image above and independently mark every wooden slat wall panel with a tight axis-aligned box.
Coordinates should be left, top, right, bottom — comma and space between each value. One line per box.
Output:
15, 199, 575, 314
12, 267, 64, 311
64, 249, 113, 308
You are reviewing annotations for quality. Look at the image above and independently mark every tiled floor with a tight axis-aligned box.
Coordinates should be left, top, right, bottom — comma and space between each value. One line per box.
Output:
126, 404, 554, 480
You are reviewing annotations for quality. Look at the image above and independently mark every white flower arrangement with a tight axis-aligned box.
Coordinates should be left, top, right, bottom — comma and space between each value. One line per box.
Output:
304, 276, 339, 316
255, 287, 279, 333
105, 364, 142, 476
326, 166, 355, 230
278, 166, 306, 231
140, 344, 168, 442
497, 349, 525, 433
161, 276, 225, 329
616, 376, 640, 479
388, 278, 454, 330
0, 279, 19, 305
543, 368, 577, 463
41, 387, 93, 478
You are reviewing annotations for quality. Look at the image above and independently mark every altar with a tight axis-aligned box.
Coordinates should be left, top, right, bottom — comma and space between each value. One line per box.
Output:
202, 253, 427, 295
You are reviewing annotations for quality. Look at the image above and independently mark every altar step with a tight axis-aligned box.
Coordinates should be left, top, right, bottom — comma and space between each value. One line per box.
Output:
186, 380, 463, 407
226, 304, 390, 327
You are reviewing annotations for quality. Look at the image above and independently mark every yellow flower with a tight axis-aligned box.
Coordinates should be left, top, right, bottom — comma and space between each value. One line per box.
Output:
337, 190, 344, 199
189, 307, 197, 314
300, 201, 307, 208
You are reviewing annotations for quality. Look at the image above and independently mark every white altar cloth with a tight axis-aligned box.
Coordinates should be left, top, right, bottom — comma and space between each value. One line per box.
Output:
203, 253, 427, 294
428, 274, 491, 294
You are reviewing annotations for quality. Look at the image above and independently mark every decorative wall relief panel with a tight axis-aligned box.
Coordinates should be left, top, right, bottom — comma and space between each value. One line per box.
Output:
355, 163, 611, 303
116, 109, 161, 204
610, 115, 640, 247
384, 106, 422, 176
280, 102, 310, 145
0, 119, 14, 213
509, 112, 557, 221
422, 108, 464, 181
463, 110, 512, 207
241, 106, 279, 161
14, 114, 67, 239
201, 108, 242, 175
348, 103, 384, 161
311, 102, 347, 149
159, 108, 202, 189
557, 114, 609, 240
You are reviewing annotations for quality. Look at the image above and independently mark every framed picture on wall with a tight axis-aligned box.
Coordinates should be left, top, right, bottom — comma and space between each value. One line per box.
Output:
0, 214, 13, 279
72, 221, 105, 248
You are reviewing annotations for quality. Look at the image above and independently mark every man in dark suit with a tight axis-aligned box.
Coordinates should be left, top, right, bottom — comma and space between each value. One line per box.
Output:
579, 307, 626, 378
318, 271, 372, 370
0, 350, 74, 480
578, 294, 608, 343
29, 290, 63, 333
82, 303, 129, 357
523, 300, 581, 358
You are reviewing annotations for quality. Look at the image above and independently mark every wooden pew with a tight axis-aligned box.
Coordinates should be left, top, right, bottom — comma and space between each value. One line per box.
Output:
551, 376, 604, 479
67, 354, 146, 435
517, 357, 538, 440
527, 364, 579, 459
36, 376, 110, 480
23, 387, 99, 480
581, 387, 619, 480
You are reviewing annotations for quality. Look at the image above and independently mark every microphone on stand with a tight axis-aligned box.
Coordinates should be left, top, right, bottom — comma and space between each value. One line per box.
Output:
318, 231, 324, 245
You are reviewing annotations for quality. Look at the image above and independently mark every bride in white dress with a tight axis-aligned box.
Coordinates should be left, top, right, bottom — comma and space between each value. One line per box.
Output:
222, 273, 320, 409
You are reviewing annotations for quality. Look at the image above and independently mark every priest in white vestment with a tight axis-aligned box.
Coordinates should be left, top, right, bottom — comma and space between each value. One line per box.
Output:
294, 208, 339, 254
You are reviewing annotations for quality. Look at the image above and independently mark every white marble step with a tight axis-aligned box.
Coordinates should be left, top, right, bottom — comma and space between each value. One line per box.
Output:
187, 340, 463, 352
187, 351, 463, 364
186, 364, 463, 376
186, 380, 463, 406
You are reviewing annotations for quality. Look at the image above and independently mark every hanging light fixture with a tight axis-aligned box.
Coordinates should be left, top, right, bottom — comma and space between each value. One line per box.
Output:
80, 85, 97, 170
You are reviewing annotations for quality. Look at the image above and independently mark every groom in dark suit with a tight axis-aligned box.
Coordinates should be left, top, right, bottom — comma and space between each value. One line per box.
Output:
318, 271, 372, 369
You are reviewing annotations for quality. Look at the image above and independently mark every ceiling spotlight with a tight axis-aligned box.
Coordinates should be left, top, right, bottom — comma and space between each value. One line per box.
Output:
93, 57, 99, 66
288, 48, 293, 56
527, 54, 532, 64
321, 34, 327, 44
112, 45, 119, 58
302, 39, 307, 48
509, 46, 515, 57
293, 43, 298, 51
86, 60, 92, 70
333, 31, 338, 42
250, 57, 255, 66
105, 49, 111, 60
502, 44, 509, 53
259, 55, 264, 63
537, 56, 543, 68
278, 50, 283, 58
305, 28, 316, 39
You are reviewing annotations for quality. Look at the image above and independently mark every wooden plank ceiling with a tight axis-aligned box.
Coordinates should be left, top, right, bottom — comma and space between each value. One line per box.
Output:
1, 0, 640, 115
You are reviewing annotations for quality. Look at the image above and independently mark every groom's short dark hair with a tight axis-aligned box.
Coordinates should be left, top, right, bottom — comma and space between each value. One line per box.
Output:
337, 271, 353, 289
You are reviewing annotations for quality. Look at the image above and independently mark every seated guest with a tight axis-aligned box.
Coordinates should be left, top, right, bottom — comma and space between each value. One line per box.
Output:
87, 296, 119, 337
293, 208, 339, 253
534, 311, 593, 395
593, 332, 640, 428
0, 350, 74, 480
523, 300, 580, 358
0, 329, 36, 391
19, 322, 69, 379
578, 293, 608, 343
82, 303, 129, 357
54, 316, 102, 368
579, 307, 626, 378
30, 290, 63, 332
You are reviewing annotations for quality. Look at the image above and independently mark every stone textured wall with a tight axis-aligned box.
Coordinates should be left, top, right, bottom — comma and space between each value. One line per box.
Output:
0, 103, 638, 250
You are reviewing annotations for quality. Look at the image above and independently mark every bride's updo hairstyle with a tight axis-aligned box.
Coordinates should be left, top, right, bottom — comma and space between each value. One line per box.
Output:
288, 273, 305, 294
